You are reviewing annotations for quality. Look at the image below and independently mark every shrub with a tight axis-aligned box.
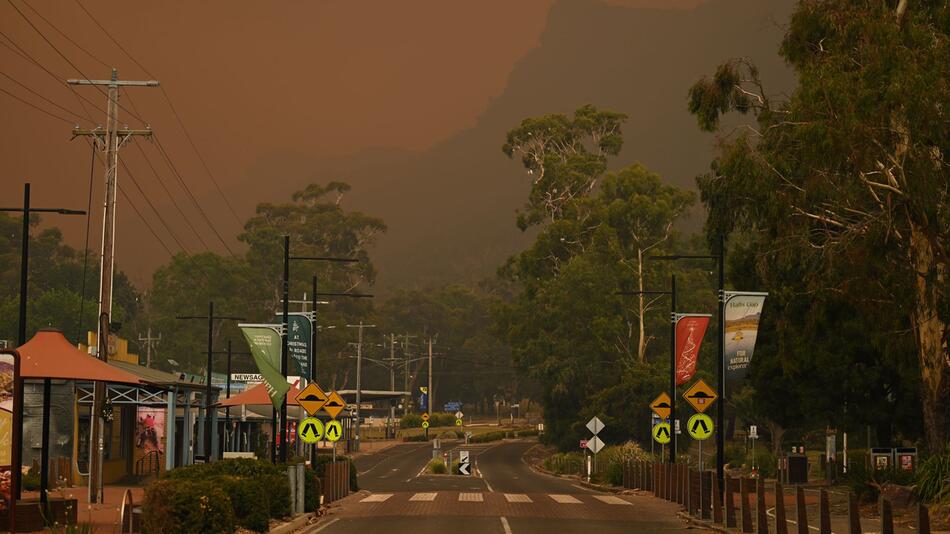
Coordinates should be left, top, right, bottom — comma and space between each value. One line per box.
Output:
427, 459, 447, 474
403, 434, 428, 442
595, 442, 649, 485
515, 428, 539, 437
471, 431, 507, 443
915, 446, 950, 504
212, 476, 270, 533
400, 413, 422, 428
142, 479, 235, 534
544, 452, 585, 475
845, 450, 916, 503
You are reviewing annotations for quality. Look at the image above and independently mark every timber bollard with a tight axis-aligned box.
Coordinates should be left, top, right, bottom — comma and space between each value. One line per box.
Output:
740, 477, 753, 533
819, 489, 831, 534
847, 492, 862, 534
667, 463, 674, 501
671, 463, 678, 502
774, 481, 788, 534
653, 462, 660, 497
918, 503, 931, 534
689, 469, 700, 516
712, 473, 724, 523
702, 471, 712, 519
756, 477, 768, 534
725, 474, 737, 528
680, 464, 688, 506
880, 497, 894, 534
795, 486, 808, 534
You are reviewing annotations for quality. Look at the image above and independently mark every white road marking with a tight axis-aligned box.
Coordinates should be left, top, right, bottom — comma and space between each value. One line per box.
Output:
359, 493, 393, 503
459, 492, 484, 502
504, 493, 532, 503
549, 494, 582, 504
500, 516, 513, 534
311, 517, 340, 532
484, 478, 494, 492
571, 484, 592, 492
593, 495, 632, 505
409, 492, 438, 502
766, 506, 827, 533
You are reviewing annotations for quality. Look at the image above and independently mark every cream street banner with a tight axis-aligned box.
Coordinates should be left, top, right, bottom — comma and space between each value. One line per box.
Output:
723, 292, 768, 386
675, 314, 711, 385
239, 324, 290, 409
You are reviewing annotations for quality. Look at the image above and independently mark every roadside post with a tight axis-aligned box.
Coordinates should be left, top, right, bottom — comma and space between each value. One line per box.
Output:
684, 378, 718, 517
459, 450, 471, 475
296, 382, 329, 467
323, 390, 346, 462
651, 393, 673, 461
586, 416, 606, 479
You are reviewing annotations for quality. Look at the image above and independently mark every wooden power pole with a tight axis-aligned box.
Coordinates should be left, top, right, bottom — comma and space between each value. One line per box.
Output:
69, 69, 158, 503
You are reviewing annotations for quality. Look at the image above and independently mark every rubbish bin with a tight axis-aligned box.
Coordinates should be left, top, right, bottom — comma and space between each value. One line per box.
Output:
785, 453, 808, 484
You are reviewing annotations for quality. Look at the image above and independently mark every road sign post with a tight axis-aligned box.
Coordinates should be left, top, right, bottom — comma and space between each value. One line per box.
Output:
585, 416, 606, 478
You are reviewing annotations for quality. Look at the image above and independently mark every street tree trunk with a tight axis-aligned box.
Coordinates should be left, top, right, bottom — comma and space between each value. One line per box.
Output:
909, 221, 949, 454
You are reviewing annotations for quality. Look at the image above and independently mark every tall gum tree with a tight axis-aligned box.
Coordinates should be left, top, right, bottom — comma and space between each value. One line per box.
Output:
688, 1, 948, 452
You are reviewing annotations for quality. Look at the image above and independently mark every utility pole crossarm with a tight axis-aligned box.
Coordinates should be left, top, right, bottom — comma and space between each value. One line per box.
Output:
67, 78, 159, 87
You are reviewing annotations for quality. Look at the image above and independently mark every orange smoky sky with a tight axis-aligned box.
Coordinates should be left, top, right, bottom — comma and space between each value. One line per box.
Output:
0, 0, 712, 287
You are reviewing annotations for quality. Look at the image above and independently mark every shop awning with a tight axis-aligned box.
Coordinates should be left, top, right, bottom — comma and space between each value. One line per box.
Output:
218, 380, 302, 407
17, 328, 143, 384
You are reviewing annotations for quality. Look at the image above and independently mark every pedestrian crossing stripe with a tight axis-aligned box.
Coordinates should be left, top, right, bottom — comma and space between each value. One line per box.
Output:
549, 494, 582, 503
360, 494, 393, 503
504, 493, 532, 503
409, 492, 437, 502
593, 495, 632, 505
458, 493, 483, 502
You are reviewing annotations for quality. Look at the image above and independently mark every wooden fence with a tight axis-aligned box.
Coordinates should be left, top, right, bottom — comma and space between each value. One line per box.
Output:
622, 460, 932, 534
321, 460, 351, 504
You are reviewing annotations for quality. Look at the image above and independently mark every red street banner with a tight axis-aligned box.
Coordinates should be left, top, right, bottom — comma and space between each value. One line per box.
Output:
675, 314, 710, 385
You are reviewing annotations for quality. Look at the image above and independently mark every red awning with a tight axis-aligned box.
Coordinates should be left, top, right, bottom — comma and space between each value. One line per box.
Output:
219, 380, 302, 407
17, 329, 143, 384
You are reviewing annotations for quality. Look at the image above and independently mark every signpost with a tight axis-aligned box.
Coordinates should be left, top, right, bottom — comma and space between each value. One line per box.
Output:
455, 410, 464, 427
683, 379, 718, 472
585, 416, 605, 481
458, 450, 471, 476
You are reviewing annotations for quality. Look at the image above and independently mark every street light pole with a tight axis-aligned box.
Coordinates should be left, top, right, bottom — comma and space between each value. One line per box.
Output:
176, 305, 244, 462
2, 182, 85, 503
650, 235, 726, 482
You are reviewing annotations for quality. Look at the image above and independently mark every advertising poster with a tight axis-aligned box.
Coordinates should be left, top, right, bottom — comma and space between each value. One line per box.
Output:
723, 292, 768, 386
240, 325, 290, 409
135, 407, 166, 454
674, 314, 710, 385
275, 314, 311, 378
0, 352, 15, 511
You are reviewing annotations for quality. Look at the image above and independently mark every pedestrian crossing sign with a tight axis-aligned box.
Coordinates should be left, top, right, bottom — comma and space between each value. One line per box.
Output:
298, 417, 324, 444
325, 419, 343, 442
652, 422, 672, 444
687, 413, 714, 440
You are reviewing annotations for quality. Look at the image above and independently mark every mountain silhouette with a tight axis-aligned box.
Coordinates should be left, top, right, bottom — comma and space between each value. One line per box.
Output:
241, 0, 796, 289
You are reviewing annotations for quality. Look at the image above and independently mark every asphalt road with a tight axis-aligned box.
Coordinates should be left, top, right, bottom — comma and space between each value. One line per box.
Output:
309, 439, 699, 533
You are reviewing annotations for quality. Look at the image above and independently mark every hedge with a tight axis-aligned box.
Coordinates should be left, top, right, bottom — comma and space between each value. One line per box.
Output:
141, 479, 235, 534
147, 459, 327, 533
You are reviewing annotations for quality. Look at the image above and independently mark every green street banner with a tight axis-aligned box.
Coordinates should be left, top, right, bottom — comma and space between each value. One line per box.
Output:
723, 292, 768, 387
239, 324, 289, 409
274, 313, 311, 378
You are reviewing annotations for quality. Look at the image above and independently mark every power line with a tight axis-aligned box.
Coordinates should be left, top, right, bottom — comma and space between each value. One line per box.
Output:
117, 156, 190, 253
150, 135, 236, 255
132, 141, 213, 251
0, 70, 86, 121
5, 0, 146, 124
0, 84, 73, 123
19, 0, 110, 69
72, 0, 245, 227
0, 29, 107, 117
90, 149, 175, 257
